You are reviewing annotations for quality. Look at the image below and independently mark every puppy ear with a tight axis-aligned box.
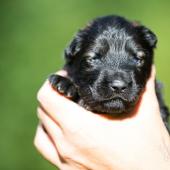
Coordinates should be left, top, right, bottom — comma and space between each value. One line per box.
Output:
137, 26, 157, 48
64, 35, 82, 61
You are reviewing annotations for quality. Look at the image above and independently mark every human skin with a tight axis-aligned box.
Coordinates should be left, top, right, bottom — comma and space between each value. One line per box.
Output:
34, 66, 170, 170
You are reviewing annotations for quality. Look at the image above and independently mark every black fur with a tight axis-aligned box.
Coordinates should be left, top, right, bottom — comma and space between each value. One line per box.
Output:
49, 15, 169, 132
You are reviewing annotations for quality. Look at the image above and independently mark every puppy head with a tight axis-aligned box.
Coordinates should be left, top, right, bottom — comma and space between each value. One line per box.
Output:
65, 15, 157, 114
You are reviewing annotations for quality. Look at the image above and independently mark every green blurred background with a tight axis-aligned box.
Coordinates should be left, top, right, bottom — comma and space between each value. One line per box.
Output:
0, 0, 170, 169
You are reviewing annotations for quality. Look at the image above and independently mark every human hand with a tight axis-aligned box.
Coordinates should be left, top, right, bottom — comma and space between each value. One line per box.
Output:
34, 66, 170, 170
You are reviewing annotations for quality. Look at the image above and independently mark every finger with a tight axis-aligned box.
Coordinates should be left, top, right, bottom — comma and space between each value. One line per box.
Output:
37, 80, 92, 127
140, 65, 156, 101
37, 107, 63, 145
137, 65, 159, 114
55, 70, 67, 77
34, 124, 62, 167
37, 109, 88, 169
145, 65, 156, 93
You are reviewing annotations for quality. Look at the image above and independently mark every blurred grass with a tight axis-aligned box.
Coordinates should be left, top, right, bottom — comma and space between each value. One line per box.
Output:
0, 0, 170, 169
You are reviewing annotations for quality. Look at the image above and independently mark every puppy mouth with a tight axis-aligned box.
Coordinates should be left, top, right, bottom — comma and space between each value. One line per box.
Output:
102, 95, 127, 102
103, 97, 125, 107
93, 90, 129, 104
93, 97, 126, 114
86, 86, 135, 114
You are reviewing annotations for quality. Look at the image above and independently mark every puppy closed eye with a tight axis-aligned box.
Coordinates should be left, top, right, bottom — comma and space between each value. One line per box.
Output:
84, 52, 101, 63
133, 57, 144, 67
133, 51, 145, 67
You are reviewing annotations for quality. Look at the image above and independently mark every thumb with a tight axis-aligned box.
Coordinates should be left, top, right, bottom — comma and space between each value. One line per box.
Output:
137, 65, 159, 115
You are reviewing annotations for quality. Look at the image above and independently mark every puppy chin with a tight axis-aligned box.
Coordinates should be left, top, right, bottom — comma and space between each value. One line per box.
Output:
79, 91, 139, 115
89, 98, 135, 115
104, 98, 125, 112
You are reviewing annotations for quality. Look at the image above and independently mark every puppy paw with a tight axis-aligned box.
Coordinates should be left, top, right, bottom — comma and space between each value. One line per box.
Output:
49, 74, 78, 100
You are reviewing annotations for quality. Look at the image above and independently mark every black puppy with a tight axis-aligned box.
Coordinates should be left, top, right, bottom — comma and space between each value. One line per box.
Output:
49, 15, 169, 131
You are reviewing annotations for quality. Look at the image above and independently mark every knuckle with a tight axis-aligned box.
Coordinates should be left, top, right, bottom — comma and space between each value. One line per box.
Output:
37, 81, 49, 103
58, 143, 75, 159
37, 86, 44, 102
33, 135, 40, 150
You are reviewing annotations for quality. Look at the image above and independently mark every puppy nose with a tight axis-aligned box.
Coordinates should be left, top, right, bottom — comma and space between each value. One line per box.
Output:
111, 80, 127, 92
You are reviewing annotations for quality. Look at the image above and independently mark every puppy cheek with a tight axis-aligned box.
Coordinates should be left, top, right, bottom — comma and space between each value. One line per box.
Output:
127, 81, 141, 102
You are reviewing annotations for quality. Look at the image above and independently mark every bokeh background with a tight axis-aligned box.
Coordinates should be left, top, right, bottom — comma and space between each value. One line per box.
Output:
1, 0, 170, 169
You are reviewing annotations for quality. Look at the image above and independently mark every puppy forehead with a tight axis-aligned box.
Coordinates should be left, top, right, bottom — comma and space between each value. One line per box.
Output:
96, 27, 130, 46
89, 32, 137, 57
84, 25, 146, 59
